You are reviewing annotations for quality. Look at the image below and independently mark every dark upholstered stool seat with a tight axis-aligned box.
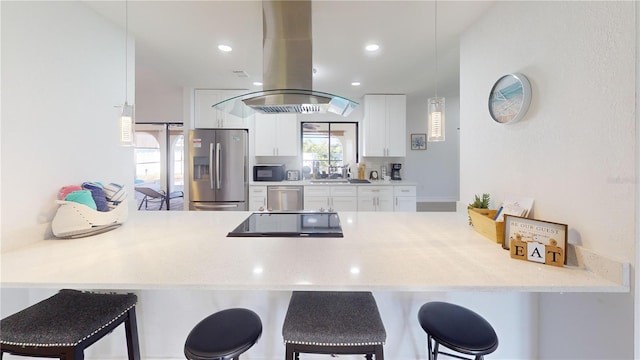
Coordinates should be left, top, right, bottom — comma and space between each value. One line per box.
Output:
418, 302, 498, 360
282, 291, 386, 360
0, 289, 140, 360
184, 308, 262, 360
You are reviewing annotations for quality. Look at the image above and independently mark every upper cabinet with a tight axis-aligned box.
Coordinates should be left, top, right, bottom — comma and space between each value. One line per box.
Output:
362, 94, 406, 157
194, 89, 248, 129
254, 113, 298, 156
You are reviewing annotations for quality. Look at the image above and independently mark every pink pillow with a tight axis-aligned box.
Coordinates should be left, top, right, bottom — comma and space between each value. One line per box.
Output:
58, 185, 82, 200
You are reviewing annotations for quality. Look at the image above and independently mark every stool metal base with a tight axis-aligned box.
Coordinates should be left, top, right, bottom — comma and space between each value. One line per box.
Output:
427, 334, 485, 360
286, 342, 384, 360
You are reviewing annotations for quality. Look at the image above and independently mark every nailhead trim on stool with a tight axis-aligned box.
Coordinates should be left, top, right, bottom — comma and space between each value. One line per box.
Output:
184, 308, 262, 360
0, 289, 140, 360
418, 301, 498, 360
282, 291, 386, 360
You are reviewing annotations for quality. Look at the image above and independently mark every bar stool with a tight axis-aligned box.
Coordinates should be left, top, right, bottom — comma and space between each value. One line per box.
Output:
417, 301, 498, 360
0, 289, 140, 360
282, 291, 386, 360
184, 308, 262, 360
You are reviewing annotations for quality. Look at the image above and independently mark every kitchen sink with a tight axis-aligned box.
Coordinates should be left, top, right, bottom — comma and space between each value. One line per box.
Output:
310, 179, 349, 184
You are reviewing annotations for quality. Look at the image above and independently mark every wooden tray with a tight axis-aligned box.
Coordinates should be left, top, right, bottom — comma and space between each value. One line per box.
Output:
468, 208, 504, 244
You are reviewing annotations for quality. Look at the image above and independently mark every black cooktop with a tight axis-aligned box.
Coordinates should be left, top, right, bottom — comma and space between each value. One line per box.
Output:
227, 211, 343, 237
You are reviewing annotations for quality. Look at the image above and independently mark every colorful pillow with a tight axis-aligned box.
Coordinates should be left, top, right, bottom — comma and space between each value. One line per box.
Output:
58, 185, 82, 200
82, 182, 109, 212
64, 190, 97, 210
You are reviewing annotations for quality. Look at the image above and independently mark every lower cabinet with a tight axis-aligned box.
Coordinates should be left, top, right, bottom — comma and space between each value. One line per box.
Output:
249, 185, 267, 211
394, 186, 417, 212
301, 184, 417, 212
357, 186, 394, 212
304, 186, 357, 212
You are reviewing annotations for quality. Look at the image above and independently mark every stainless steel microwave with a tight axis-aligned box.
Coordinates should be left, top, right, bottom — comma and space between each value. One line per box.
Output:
253, 164, 285, 181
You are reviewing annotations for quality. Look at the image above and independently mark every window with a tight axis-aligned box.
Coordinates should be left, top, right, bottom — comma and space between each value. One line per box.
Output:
171, 134, 184, 186
135, 124, 184, 190
302, 122, 358, 178
134, 132, 161, 183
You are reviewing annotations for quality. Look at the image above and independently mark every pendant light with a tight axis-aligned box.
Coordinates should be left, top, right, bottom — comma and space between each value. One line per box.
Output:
427, 0, 445, 142
119, 0, 134, 146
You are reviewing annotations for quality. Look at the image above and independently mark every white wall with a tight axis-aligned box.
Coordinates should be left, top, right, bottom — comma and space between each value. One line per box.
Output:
460, 1, 636, 358
405, 93, 460, 202
1, 1, 136, 252
135, 65, 183, 123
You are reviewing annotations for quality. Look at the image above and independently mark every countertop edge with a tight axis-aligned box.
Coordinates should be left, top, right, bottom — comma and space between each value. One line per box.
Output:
0, 282, 629, 293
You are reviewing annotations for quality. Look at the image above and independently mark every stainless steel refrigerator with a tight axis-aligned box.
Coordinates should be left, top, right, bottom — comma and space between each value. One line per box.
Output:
188, 129, 248, 211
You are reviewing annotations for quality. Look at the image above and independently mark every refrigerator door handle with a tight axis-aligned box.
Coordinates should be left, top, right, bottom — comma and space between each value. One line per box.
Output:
216, 142, 222, 190
209, 142, 214, 190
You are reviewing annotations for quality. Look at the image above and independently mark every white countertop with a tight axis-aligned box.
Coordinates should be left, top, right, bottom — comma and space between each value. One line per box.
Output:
0, 211, 628, 292
250, 180, 417, 186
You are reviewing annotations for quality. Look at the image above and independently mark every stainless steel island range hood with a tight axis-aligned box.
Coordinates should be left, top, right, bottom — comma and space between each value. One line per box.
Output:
213, 0, 357, 117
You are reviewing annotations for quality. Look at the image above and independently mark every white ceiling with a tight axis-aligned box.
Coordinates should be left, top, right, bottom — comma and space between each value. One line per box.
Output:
85, 1, 495, 101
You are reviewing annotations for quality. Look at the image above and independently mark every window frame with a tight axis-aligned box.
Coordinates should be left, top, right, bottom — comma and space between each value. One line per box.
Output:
300, 121, 359, 177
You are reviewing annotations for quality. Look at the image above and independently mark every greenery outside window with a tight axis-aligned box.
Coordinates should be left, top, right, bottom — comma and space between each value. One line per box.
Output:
302, 122, 358, 178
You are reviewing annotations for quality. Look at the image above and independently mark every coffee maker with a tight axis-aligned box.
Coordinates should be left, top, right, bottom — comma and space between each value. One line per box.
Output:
390, 163, 402, 180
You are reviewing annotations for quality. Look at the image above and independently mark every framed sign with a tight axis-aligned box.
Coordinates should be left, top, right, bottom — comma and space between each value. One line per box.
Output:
411, 133, 426, 150
504, 215, 568, 267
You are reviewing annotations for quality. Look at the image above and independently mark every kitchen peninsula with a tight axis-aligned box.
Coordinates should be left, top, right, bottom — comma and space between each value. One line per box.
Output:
0, 210, 628, 292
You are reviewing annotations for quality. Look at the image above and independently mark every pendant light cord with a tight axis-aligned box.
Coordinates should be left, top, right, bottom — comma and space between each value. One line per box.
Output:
434, 0, 438, 98
124, 0, 128, 103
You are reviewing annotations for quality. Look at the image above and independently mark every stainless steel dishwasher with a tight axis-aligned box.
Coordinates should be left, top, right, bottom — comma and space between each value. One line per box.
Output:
267, 186, 303, 211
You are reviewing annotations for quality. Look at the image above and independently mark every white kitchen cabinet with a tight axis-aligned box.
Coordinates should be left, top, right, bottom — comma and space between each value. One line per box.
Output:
304, 186, 357, 212
249, 185, 267, 211
357, 186, 393, 212
304, 186, 330, 210
194, 89, 248, 129
394, 185, 417, 212
254, 113, 298, 156
362, 94, 406, 157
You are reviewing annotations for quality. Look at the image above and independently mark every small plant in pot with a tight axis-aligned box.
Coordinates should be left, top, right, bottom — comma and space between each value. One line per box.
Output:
467, 193, 490, 225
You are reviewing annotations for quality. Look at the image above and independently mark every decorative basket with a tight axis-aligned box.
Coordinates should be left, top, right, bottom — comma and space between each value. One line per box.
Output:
468, 208, 504, 244
51, 200, 128, 238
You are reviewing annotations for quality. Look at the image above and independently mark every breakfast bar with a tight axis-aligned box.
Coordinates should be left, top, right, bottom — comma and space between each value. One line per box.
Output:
0, 211, 628, 292
0, 210, 631, 359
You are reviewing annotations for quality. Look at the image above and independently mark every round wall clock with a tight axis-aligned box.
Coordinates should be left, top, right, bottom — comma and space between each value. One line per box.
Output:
488, 72, 532, 124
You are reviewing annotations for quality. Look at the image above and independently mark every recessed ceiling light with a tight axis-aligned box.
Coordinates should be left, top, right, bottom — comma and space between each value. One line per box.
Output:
253, 81, 263, 86
218, 44, 232, 52
365, 44, 379, 52
351, 82, 361, 86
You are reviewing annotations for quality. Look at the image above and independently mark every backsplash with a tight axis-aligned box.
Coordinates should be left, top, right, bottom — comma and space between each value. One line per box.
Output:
254, 156, 405, 180
359, 157, 404, 180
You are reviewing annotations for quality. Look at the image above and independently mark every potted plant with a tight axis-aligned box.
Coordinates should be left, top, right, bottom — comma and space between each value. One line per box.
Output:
467, 193, 490, 225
